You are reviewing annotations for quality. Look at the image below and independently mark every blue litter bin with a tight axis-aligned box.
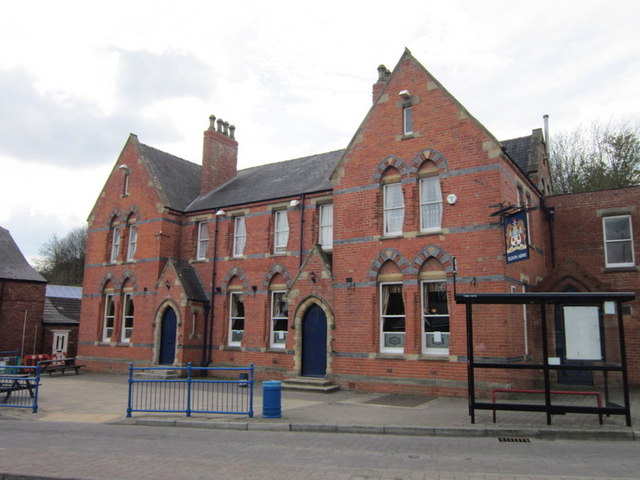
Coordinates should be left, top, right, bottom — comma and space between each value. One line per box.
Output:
262, 380, 282, 418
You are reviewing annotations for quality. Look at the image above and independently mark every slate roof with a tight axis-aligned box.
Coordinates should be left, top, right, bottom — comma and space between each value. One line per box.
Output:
172, 260, 209, 302
188, 150, 344, 212
43, 285, 81, 325
140, 143, 202, 211
0, 226, 46, 282
501, 135, 532, 174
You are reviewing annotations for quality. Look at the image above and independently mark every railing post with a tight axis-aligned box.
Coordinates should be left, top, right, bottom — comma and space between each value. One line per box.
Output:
186, 363, 192, 417
248, 363, 254, 418
126, 362, 134, 418
32, 364, 41, 413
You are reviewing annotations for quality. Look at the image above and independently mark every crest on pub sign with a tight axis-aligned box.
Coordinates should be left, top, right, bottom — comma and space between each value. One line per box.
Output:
504, 211, 529, 264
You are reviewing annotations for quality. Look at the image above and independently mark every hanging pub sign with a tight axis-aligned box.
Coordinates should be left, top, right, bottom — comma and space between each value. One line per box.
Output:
504, 211, 529, 264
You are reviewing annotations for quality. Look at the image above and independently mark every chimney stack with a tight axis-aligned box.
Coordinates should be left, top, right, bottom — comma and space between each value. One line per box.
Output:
543, 114, 550, 157
372, 64, 391, 103
201, 114, 238, 195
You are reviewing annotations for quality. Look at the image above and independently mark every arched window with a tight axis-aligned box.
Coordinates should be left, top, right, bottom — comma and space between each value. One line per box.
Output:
419, 259, 449, 355
382, 167, 404, 236
418, 161, 442, 233
227, 277, 244, 347
126, 215, 137, 261
378, 260, 405, 353
121, 279, 135, 342
102, 281, 115, 341
269, 274, 288, 349
109, 216, 121, 263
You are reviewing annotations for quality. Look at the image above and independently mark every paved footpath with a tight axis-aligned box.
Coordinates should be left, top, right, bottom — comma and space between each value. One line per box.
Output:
2, 372, 639, 441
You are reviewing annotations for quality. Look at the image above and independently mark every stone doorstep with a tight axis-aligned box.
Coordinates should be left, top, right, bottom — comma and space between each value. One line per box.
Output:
132, 369, 179, 379
281, 377, 340, 393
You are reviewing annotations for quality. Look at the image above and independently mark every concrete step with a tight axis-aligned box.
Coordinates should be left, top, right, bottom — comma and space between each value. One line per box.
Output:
133, 369, 179, 379
282, 376, 340, 393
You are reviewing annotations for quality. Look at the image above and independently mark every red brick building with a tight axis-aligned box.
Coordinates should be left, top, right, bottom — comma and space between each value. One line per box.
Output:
0, 226, 47, 356
78, 50, 638, 395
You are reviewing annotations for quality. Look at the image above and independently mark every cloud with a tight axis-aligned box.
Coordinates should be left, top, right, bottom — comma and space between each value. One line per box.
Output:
114, 48, 214, 106
0, 68, 125, 166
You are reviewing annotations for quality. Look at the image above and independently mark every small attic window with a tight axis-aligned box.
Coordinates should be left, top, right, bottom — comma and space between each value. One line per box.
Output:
119, 164, 131, 196
403, 105, 413, 136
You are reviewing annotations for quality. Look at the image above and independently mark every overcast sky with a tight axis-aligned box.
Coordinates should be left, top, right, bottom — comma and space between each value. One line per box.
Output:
1, 0, 638, 263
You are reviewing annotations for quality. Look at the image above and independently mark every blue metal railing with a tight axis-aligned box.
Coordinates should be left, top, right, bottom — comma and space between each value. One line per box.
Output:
127, 363, 254, 418
0, 365, 41, 413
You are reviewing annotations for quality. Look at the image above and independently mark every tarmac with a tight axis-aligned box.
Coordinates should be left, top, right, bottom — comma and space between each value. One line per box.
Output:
2, 372, 639, 441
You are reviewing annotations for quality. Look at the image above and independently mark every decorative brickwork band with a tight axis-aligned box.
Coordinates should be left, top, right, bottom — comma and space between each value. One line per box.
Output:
368, 248, 412, 281
262, 263, 293, 289
412, 244, 454, 273
412, 148, 449, 172
221, 266, 249, 291
371, 156, 413, 183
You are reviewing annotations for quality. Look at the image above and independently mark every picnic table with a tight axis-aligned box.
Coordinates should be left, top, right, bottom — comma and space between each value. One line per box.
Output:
0, 374, 36, 402
38, 357, 86, 376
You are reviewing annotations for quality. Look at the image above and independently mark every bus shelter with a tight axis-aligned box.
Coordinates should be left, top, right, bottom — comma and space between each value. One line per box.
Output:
456, 291, 635, 426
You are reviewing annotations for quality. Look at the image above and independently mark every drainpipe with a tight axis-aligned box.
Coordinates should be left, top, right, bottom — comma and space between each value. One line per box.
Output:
207, 213, 221, 366
298, 193, 306, 268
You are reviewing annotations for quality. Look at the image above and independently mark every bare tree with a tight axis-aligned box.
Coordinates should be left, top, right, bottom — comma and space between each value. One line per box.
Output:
550, 120, 640, 194
37, 226, 87, 285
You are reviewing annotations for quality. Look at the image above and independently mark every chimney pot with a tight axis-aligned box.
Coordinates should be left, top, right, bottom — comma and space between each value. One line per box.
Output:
208, 115, 216, 130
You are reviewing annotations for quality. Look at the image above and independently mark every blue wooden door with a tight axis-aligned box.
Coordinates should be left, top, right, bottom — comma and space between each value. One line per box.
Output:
159, 308, 177, 365
301, 305, 327, 377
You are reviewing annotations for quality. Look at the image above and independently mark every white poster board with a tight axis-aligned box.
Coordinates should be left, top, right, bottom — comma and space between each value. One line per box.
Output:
563, 306, 602, 360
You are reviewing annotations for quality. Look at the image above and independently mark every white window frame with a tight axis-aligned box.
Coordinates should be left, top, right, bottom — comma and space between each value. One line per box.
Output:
123, 172, 130, 196
274, 210, 289, 254
233, 216, 246, 257
196, 222, 209, 260
403, 105, 413, 135
419, 176, 443, 233
127, 224, 137, 261
603, 215, 635, 267
228, 292, 245, 346
383, 183, 404, 236
110, 227, 121, 263
103, 294, 115, 341
121, 292, 134, 342
380, 282, 405, 353
421, 280, 450, 355
319, 203, 333, 250
270, 291, 288, 348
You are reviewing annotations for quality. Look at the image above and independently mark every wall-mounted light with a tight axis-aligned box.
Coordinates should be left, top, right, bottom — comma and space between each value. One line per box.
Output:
216, 209, 225, 216
251, 285, 258, 294
215, 287, 222, 294
310, 272, 317, 284
118, 164, 131, 173
446, 194, 458, 205
399, 90, 411, 98
289, 199, 300, 207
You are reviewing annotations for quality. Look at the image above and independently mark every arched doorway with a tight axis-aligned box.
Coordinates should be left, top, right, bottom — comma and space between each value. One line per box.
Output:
301, 304, 327, 377
159, 307, 177, 365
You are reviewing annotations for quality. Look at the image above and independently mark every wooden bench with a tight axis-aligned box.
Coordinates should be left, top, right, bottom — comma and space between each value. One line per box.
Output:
492, 388, 603, 424
39, 357, 86, 375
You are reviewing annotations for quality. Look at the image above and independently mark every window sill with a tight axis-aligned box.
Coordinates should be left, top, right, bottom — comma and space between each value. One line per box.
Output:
375, 353, 405, 360
418, 353, 452, 361
418, 229, 443, 236
401, 133, 414, 140
223, 345, 242, 351
266, 347, 288, 353
381, 234, 404, 240
602, 266, 638, 273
